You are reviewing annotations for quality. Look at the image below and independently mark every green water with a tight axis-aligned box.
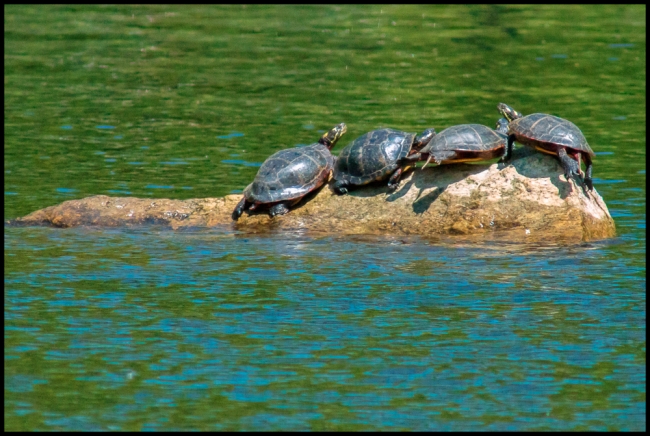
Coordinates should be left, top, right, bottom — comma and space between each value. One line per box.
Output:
4, 5, 645, 431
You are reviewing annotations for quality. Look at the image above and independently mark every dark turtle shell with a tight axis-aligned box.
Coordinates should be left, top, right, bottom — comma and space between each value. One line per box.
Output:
508, 113, 595, 157
422, 124, 506, 154
333, 128, 415, 185
244, 143, 333, 204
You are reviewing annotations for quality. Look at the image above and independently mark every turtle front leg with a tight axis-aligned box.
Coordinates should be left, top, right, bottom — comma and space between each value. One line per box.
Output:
557, 147, 582, 187
387, 167, 404, 192
500, 134, 516, 163
583, 154, 594, 191
232, 197, 250, 221
332, 180, 350, 195
398, 152, 423, 166
422, 150, 456, 168
269, 202, 291, 217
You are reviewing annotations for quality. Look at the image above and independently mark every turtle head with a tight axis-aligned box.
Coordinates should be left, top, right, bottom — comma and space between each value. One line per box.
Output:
497, 103, 523, 122
413, 128, 436, 150
495, 118, 509, 135
319, 123, 347, 149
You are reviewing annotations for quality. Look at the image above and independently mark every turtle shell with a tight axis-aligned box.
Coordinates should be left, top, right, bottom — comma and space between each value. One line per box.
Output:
244, 143, 333, 204
333, 128, 415, 185
509, 113, 595, 157
422, 124, 506, 153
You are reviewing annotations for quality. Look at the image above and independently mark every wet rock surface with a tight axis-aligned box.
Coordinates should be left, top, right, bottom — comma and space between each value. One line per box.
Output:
9, 149, 616, 243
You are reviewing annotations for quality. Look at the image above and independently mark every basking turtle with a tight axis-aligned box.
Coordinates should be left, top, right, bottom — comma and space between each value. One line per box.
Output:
232, 123, 347, 220
332, 127, 436, 194
399, 120, 511, 168
497, 103, 595, 190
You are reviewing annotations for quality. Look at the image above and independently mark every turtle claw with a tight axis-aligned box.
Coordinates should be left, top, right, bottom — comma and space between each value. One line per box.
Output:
564, 170, 580, 184
332, 180, 349, 195
269, 203, 290, 217
564, 166, 591, 194
561, 154, 583, 185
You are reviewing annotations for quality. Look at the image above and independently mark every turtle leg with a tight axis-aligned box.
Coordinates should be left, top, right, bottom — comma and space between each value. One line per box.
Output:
398, 152, 423, 166
500, 134, 516, 163
583, 154, 594, 191
397, 152, 423, 167
575, 153, 588, 193
422, 150, 457, 169
557, 147, 582, 186
332, 180, 350, 195
387, 167, 404, 191
231, 197, 250, 221
269, 202, 291, 217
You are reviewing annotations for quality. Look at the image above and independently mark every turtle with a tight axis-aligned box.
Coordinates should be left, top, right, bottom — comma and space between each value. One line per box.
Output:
398, 119, 511, 169
231, 123, 347, 220
497, 103, 595, 191
332, 127, 436, 194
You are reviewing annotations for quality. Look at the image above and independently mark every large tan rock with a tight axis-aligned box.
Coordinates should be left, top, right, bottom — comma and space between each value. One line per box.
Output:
10, 149, 615, 243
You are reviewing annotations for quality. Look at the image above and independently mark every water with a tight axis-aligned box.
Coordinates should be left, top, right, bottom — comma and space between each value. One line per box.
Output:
4, 5, 645, 431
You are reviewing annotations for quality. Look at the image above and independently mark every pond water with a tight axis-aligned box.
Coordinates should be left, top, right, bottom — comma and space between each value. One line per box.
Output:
4, 5, 645, 431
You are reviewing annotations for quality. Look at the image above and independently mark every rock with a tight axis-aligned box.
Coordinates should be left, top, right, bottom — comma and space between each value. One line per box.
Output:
8, 149, 616, 242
